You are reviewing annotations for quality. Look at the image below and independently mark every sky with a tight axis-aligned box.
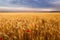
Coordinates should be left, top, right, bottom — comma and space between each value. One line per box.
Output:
0, 0, 60, 11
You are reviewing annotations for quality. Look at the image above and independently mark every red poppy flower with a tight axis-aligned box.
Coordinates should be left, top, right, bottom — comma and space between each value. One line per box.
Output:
0, 38, 2, 40
25, 29, 30, 33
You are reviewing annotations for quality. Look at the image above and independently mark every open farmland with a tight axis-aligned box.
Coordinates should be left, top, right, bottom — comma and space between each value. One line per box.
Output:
0, 12, 60, 40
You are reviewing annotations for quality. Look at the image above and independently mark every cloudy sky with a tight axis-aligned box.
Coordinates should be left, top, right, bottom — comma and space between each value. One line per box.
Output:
0, 0, 60, 11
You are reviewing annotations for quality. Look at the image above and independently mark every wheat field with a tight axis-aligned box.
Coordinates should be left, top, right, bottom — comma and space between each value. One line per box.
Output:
0, 12, 60, 40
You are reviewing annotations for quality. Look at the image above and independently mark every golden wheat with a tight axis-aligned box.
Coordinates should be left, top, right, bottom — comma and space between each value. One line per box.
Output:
0, 13, 60, 40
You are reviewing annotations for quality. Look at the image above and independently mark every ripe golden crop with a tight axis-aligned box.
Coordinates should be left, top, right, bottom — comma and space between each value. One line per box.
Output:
0, 12, 60, 40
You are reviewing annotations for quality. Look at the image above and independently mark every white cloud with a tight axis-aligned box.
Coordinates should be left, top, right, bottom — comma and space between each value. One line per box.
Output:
0, 7, 56, 11
50, 0, 60, 5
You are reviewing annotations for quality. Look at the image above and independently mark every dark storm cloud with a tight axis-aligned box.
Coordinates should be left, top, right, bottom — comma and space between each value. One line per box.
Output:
0, 0, 54, 7
9, 0, 53, 8
0, 0, 60, 8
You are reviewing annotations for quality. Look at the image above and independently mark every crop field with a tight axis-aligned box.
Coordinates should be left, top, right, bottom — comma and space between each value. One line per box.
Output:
0, 12, 60, 40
